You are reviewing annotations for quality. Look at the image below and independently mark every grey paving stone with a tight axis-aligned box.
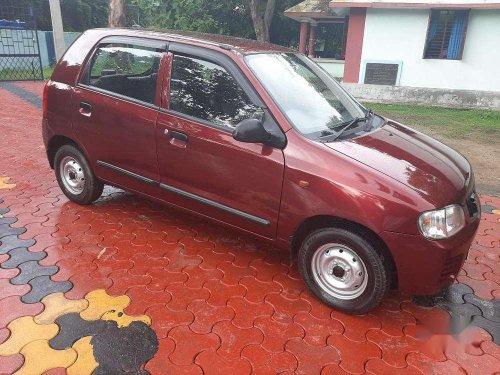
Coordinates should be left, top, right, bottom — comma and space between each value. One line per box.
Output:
0, 223, 26, 239
22, 275, 72, 304
0, 208, 8, 215
471, 316, 500, 344
0, 235, 36, 255
464, 294, 500, 323
10, 261, 59, 285
481, 204, 496, 214
443, 283, 474, 304
0, 248, 46, 269
0, 217, 17, 225
442, 302, 482, 334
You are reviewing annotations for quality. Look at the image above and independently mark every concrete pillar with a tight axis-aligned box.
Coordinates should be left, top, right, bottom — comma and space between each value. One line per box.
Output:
299, 21, 309, 54
48, 0, 65, 62
308, 22, 318, 57
343, 8, 367, 83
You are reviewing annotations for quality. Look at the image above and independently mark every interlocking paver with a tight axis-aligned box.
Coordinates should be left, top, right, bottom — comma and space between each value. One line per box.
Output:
254, 315, 304, 352
169, 326, 219, 366
187, 299, 234, 334
328, 333, 382, 374
0, 81, 499, 374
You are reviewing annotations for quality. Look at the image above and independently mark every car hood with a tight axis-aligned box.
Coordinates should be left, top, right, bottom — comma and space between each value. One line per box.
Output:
323, 121, 471, 207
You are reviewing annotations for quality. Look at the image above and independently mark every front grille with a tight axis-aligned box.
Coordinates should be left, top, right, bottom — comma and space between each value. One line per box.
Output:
438, 254, 464, 283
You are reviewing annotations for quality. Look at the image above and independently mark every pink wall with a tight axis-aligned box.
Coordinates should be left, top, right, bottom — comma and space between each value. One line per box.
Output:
343, 8, 367, 83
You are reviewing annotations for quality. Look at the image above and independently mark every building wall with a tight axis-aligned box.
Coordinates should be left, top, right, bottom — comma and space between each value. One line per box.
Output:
315, 59, 345, 78
360, 8, 500, 92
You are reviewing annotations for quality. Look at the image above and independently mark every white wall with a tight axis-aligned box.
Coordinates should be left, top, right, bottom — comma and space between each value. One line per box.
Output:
360, 8, 500, 92
314, 59, 345, 78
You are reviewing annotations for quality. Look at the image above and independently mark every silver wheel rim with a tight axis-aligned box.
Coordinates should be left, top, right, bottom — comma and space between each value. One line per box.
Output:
311, 243, 368, 300
59, 156, 85, 195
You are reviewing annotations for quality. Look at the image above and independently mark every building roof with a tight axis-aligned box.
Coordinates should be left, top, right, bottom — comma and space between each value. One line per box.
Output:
329, 0, 500, 8
284, 0, 345, 20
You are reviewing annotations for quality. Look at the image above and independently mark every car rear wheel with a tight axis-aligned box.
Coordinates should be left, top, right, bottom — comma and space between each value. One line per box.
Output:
54, 144, 103, 205
298, 227, 389, 314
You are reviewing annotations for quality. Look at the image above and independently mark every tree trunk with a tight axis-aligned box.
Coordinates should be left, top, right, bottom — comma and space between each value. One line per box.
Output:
249, 0, 276, 43
108, 0, 126, 28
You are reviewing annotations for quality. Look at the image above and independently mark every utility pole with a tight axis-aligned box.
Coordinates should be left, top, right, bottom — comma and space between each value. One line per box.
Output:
48, 0, 65, 62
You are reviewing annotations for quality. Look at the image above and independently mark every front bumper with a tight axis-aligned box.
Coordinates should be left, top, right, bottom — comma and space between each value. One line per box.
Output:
380, 216, 480, 296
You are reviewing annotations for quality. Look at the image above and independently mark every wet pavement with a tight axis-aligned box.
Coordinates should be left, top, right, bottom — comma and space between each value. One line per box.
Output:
0, 81, 499, 374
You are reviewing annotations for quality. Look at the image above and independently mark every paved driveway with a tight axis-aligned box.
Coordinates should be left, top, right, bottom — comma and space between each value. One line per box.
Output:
0, 81, 499, 374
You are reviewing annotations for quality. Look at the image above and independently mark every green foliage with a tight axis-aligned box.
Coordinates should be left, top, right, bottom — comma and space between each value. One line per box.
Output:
27, 0, 108, 31
25, 0, 303, 46
127, 0, 255, 38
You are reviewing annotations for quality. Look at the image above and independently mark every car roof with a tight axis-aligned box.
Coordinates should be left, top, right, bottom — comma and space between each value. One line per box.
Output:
93, 28, 293, 55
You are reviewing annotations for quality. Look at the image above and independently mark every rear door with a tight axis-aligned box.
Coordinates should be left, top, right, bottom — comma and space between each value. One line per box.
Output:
72, 37, 166, 195
156, 44, 285, 238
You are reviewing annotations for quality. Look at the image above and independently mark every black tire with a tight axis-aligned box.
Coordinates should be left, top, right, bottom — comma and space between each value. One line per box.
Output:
54, 144, 103, 205
298, 227, 389, 314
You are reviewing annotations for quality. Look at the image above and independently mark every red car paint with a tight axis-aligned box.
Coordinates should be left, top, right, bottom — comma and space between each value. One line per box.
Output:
43, 28, 480, 296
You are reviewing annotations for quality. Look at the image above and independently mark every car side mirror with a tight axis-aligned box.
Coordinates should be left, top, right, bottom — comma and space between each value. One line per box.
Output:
232, 118, 271, 145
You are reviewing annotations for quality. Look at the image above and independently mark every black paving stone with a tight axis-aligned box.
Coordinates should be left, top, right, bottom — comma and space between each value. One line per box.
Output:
0, 248, 46, 269
0, 235, 36, 255
50, 313, 109, 350
92, 320, 158, 374
10, 261, 58, 285
22, 275, 72, 304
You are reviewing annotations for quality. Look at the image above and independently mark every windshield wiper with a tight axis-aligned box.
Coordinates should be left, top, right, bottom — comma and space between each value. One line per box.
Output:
325, 110, 373, 142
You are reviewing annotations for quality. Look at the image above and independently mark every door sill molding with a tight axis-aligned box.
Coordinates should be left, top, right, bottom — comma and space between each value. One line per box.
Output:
159, 183, 270, 226
96, 160, 157, 185
96, 160, 270, 226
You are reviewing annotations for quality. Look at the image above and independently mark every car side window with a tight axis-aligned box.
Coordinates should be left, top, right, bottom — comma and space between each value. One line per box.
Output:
169, 54, 261, 130
87, 43, 162, 105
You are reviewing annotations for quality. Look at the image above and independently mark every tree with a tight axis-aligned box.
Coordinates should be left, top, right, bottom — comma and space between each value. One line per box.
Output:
248, 0, 276, 42
109, 0, 126, 27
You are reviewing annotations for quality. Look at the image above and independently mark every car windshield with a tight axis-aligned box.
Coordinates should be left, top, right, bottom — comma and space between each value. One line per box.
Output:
245, 53, 366, 139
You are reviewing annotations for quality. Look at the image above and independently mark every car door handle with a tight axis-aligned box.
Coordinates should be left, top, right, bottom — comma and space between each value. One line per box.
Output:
79, 102, 92, 117
167, 130, 188, 148
170, 131, 188, 142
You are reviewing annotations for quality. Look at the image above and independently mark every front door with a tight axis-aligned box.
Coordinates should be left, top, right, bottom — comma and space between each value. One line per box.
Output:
156, 46, 285, 238
72, 37, 166, 195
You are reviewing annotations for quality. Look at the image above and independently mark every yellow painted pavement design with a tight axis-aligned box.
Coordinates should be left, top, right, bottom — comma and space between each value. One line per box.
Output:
80, 289, 131, 321
0, 317, 58, 356
16, 340, 77, 375
0, 176, 16, 190
492, 209, 500, 215
34, 292, 89, 324
67, 336, 99, 375
102, 308, 151, 328
0, 289, 153, 374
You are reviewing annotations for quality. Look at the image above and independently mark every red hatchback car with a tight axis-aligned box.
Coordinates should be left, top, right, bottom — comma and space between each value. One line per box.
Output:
42, 28, 480, 314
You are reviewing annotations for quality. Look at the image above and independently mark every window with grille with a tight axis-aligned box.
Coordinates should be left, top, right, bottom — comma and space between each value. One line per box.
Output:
423, 10, 469, 60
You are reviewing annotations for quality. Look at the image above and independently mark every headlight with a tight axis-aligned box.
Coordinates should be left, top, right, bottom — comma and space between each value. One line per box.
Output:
418, 205, 465, 239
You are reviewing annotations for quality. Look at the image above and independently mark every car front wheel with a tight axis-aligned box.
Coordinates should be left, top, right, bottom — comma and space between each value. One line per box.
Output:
54, 144, 103, 205
298, 227, 389, 314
